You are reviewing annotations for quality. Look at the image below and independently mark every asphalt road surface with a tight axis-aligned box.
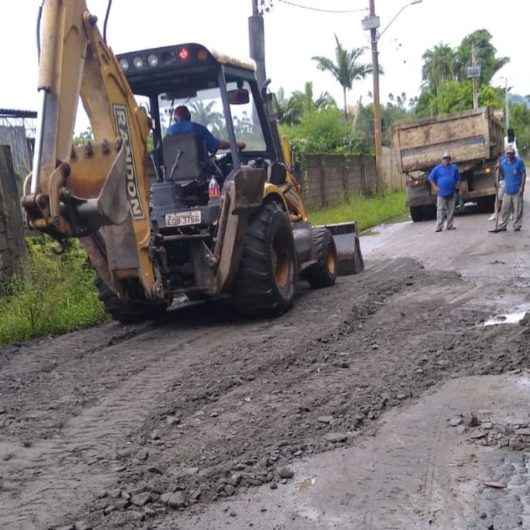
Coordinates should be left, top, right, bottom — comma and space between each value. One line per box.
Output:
1, 195, 530, 530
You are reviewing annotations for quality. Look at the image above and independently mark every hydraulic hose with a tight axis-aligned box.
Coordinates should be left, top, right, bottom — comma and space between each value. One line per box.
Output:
36, 0, 45, 61
103, 0, 113, 44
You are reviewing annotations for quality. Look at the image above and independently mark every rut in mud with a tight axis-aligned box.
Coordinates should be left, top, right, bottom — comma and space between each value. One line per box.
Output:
0, 257, 528, 530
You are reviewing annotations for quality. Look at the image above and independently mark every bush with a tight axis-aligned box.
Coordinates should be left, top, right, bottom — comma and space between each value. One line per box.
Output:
281, 108, 364, 155
0, 238, 107, 346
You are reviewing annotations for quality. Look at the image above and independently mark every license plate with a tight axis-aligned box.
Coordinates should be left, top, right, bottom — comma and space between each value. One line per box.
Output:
165, 210, 202, 227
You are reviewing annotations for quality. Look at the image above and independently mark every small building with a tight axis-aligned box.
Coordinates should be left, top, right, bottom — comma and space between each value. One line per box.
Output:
0, 108, 36, 183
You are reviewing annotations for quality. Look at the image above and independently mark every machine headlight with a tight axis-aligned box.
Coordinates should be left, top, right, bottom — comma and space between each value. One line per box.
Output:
147, 54, 159, 67
133, 56, 145, 69
119, 58, 129, 71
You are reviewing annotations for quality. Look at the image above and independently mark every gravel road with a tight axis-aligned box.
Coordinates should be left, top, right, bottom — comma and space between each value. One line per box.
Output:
1, 199, 529, 530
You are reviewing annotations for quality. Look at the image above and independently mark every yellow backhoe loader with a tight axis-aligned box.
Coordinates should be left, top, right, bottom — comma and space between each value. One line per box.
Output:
23, 0, 363, 323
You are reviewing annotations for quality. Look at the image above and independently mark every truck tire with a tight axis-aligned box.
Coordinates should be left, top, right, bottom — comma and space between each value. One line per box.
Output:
423, 204, 437, 220
233, 201, 296, 317
477, 195, 496, 214
95, 278, 168, 324
304, 228, 337, 288
410, 206, 424, 222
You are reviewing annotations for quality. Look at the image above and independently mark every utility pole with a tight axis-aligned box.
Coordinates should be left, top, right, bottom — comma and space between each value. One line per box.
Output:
504, 77, 510, 132
366, 0, 383, 194
249, 0, 267, 91
471, 46, 479, 111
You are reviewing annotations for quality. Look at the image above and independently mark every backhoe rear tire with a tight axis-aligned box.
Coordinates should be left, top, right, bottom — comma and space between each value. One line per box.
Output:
233, 201, 296, 317
95, 278, 168, 325
304, 228, 337, 288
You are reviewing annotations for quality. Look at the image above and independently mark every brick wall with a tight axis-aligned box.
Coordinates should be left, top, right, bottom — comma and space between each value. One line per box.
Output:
0, 145, 26, 283
299, 154, 377, 210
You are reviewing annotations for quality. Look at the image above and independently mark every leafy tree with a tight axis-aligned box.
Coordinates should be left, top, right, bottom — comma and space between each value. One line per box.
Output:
416, 81, 503, 117
421, 44, 456, 93
455, 29, 509, 85
417, 30, 508, 117
510, 103, 530, 156
312, 35, 373, 118
356, 94, 415, 149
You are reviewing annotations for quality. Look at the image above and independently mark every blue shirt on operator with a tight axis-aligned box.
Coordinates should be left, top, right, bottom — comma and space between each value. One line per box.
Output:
166, 121, 220, 155
429, 163, 460, 198
499, 156, 526, 195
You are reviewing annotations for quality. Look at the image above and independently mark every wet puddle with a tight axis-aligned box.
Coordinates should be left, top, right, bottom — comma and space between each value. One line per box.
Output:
483, 304, 530, 327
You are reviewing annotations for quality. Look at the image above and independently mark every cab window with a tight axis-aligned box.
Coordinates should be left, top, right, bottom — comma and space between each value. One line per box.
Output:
228, 81, 267, 152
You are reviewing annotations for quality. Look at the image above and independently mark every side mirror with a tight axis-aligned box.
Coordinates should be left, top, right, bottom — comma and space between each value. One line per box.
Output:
228, 88, 250, 105
264, 93, 279, 121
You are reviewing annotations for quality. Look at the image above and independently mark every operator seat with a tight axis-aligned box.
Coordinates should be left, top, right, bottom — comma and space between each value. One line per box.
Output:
162, 133, 208, 182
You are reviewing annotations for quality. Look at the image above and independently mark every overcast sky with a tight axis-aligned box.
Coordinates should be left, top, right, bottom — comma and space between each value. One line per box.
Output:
1, 0, 528, 117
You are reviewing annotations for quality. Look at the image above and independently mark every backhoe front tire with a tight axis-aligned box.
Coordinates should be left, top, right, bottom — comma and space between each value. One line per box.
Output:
95, 278, 167, 325
304, 228, 337, 288
233, 201, 296, 317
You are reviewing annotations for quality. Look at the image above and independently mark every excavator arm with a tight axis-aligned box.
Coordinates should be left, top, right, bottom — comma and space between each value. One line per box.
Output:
23, 0, 160, 299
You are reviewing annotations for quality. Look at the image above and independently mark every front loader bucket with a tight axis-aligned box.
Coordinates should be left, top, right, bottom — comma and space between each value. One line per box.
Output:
321, 222, 364, 275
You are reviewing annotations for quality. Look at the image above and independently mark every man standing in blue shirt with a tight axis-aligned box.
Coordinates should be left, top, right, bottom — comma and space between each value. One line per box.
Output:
166, 106, 245, 154
429, 152, 460, 232
490, 145, 526, 233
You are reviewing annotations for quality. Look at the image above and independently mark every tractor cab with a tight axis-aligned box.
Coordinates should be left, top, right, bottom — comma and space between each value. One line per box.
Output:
117, 44, 282, 214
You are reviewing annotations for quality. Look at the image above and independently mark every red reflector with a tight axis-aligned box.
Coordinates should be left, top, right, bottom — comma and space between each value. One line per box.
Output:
178, 47, 190, 61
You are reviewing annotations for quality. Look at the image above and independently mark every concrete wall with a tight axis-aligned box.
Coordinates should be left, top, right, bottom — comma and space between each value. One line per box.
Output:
299, 151, 405, 210
299, 154, 377, 210
0, 145, 26, 282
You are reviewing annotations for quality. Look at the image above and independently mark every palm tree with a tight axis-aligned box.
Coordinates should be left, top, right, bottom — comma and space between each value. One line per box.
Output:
274, 83, 337, 125
312, 35, 373, 118
188, 100, 224, 133
422, 44, 456, 94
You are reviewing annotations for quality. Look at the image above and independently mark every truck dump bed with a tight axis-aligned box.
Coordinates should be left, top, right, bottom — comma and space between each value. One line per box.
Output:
393, 108, 504, 173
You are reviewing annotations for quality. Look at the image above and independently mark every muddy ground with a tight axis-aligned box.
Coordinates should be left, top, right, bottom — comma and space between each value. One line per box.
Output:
1, 203, 530, 529
0, 253, 528, 530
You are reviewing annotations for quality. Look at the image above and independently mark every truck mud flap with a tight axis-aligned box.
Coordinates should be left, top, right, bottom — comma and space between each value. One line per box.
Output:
318, 222, 364, 276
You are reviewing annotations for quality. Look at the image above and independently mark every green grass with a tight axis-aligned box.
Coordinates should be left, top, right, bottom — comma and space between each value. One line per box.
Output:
0, 238, 107, 347
309, 190, 408, 231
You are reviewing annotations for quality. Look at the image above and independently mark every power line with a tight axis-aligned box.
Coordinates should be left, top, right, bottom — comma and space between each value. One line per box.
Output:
276, 0, 367, 14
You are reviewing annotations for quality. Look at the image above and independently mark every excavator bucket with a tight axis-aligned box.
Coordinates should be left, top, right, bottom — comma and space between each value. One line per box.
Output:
63, 141, 129, 235
24, 140, 129, 238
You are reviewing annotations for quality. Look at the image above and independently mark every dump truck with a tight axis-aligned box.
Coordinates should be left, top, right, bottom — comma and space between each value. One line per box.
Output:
393, 108, 505, 222
23, 0, 363, 323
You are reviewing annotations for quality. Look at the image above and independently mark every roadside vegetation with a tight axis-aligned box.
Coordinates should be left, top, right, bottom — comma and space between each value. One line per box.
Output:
309, 190, 407, 230
277, 30, 530, 157
0, 238, 106, 346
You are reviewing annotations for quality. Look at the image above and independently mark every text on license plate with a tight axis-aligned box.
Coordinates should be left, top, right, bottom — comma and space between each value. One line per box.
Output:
165, 210, 202, 227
